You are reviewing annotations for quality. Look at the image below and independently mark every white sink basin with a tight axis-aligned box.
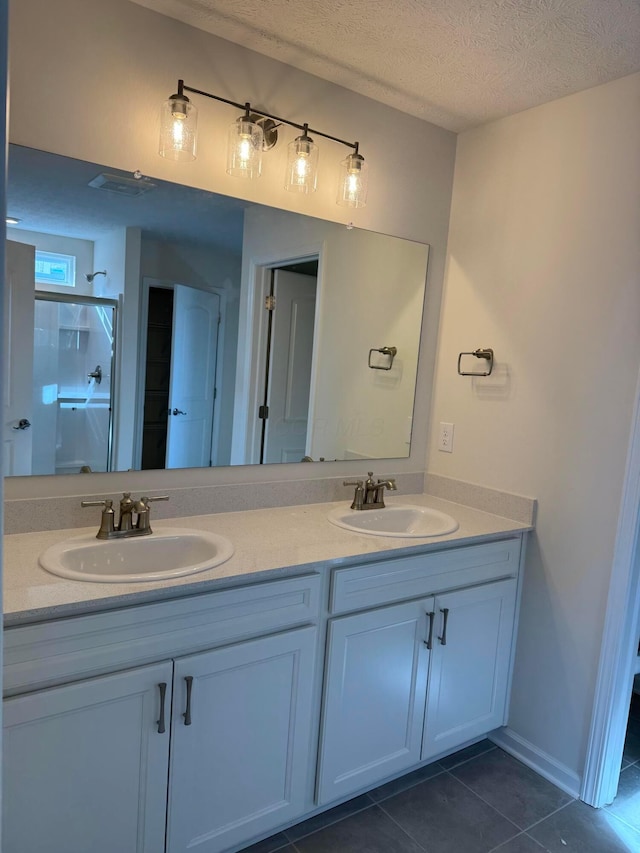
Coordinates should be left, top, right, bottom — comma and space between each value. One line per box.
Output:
328, 504, 459, 538
38, 527, 234, 583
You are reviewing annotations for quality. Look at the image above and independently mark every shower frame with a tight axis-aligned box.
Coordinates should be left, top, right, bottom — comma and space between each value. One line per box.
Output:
34, 290, 119, 474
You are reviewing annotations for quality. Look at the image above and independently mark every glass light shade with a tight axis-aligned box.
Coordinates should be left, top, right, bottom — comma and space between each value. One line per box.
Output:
227, 116, 264, 179
159, 96, 197, 161
285, 134, 319, 193
337, 152, 368, 208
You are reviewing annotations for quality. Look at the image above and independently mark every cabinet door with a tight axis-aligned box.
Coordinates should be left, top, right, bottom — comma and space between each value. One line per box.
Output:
3, 662, 172, 853
167, 626, 316, 853
422, 579, 517, 760
317, 598, 432, 805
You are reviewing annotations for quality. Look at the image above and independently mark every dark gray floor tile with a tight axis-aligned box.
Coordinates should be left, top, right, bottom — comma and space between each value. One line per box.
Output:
380, 771, 517, 853
451, 747, 572, 830
438, 739, 497, 770
369, 761, 444, 802
605, 763, 640, 831
489, 834, 547, 852
293, 804, 425, 853
529, 799, 640, 853
239, 840, 292, 853
284, 794, 373, 842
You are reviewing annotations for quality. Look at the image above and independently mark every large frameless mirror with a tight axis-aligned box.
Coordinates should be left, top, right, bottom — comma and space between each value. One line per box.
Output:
5, 144, 429, 477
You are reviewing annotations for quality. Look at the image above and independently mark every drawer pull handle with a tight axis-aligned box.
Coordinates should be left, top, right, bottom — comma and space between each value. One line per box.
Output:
439, 608, 449, 646
183, 676, 193, 726
424, 611, 435, 649
156, 682, 167, 734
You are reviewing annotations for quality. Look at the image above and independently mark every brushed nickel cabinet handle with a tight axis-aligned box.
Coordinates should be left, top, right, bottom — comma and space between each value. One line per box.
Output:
439, 608, 450, 646
424, 611, 435, 649
156, 682, 167, 734
183, 676, 193, 726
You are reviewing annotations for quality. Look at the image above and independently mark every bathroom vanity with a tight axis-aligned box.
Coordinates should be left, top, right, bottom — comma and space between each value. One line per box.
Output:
2, 494, 532, 853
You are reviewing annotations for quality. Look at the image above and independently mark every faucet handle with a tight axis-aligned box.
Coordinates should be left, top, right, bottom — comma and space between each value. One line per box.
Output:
81, 498, 115, 539
343, 480, 365, 510
135, 495, 169, 533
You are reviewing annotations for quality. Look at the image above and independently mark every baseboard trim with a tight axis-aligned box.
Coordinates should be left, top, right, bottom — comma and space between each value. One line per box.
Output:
489, 727, 581, 800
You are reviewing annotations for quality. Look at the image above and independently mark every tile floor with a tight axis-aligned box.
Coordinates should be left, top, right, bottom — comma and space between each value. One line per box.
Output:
240, 695, 640, 853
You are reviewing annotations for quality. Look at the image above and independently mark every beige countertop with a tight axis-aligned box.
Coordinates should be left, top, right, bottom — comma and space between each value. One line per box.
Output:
3, 493, 532, 626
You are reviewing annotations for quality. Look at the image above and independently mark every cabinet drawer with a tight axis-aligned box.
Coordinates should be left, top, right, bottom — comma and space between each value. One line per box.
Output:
330, 538, 521, 614
4, 574, 321, 695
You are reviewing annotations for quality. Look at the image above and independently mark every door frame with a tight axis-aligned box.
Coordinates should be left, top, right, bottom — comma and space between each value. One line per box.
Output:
234, 244, 324, 466
134, 277, 226, 470
582, 363, 640, 806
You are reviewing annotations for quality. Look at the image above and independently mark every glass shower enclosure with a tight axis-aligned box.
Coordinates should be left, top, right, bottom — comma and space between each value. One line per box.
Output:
32, 293, 117, 475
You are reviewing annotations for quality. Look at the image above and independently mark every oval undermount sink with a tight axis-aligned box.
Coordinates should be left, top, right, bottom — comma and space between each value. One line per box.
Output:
38, 527, 234, 583
328, 504, 459, 538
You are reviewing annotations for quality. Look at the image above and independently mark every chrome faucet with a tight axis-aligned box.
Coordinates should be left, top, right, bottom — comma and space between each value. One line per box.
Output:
81, 492, 170, 539
343, 472, 397, 510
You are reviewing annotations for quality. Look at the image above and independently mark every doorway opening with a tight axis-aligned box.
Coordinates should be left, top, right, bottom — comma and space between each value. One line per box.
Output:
256, 258, 318, 465
582, 368, 640, 808
138, 280, 223, 470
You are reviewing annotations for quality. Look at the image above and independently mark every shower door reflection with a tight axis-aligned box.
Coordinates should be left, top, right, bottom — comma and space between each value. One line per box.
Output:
32, 295, 116, 475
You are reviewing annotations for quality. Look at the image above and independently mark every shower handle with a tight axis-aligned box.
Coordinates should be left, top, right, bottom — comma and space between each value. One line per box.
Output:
87, 365, 102, 384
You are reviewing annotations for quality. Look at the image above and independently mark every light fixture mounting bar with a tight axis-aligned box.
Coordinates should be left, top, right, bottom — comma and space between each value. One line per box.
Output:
178, 80, 358, 153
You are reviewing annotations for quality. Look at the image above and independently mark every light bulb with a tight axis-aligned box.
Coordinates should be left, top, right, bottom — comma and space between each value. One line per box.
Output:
296, 155, 309, 179
238, 135, 252, 164
172, 117, 185, 147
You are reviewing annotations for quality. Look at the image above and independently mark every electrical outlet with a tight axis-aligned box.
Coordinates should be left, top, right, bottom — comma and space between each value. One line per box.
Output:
439, 422, 454, 453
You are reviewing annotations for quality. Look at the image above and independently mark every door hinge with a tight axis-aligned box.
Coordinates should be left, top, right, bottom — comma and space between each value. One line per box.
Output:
258, 405, 269, 420
213, 387, 217, 400
265, 294, 276, 311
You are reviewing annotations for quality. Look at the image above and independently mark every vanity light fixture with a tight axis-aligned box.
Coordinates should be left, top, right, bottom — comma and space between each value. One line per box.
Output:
285, 124, 319, 194
6, 216, 21, 225
159, 79, 368, 207
159, 81, 198, 161
227, 104, 265, 179
338, 147, 368, 209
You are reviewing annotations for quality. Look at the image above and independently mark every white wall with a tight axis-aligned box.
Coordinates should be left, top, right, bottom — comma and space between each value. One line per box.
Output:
6, 0, 456, 497
237, 206, 427, 462
429, 73, 640, 783
93, 229, 127, 299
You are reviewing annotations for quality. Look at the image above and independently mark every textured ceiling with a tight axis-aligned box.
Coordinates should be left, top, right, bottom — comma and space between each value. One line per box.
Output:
7, 146, 247, 251
128, 0, 640, 131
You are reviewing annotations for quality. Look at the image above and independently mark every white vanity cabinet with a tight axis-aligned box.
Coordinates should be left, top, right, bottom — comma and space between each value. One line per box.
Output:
3, 661, 173, 853
3, 533, 526, 852
421, 579, 517, 760
167, 627, 316, 853
317, 538, 522, 805
317, 598, 433, 803
3, 574, 321, 853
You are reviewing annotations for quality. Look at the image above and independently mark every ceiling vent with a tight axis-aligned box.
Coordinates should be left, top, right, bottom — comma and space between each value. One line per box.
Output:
88, 173, 156, 197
